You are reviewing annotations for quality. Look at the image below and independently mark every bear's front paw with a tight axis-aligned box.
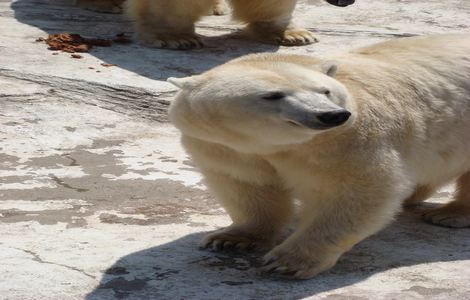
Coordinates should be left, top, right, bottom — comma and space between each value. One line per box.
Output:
138, 34, 204, 50
201, 226, 276, 252
422, 204, 470, 228
260, 242, 341, 279
278, 28, 319, 46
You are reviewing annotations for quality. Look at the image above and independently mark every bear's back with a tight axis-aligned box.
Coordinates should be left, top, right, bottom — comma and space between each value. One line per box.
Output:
351, 34, 470, 67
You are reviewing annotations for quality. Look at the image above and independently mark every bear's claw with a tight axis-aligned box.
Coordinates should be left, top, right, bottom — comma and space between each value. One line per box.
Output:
201, 227, 275, 252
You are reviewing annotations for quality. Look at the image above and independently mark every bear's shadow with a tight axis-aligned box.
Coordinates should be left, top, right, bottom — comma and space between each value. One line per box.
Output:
11, 0, 280, 81
85, 208, 470, 299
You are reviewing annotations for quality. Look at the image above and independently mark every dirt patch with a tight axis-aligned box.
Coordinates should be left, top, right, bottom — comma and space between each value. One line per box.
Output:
0, 148, 218, 227
113, 33, 132, 44
37, 33, 132, 54
39, 33, 112, 53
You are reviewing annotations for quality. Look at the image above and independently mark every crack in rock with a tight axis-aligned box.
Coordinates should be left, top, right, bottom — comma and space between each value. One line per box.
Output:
50, 174, 90, 192
11, 247, 97, 280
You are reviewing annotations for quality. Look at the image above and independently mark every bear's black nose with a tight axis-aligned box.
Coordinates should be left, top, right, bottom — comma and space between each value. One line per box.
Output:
317, 110, 351, 127
325, 0, 355, 7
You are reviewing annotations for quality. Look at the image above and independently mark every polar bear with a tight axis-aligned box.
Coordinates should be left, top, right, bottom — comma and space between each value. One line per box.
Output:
168, 34, 470, 279
76, 0, 228, 15
125, 0, 355, 50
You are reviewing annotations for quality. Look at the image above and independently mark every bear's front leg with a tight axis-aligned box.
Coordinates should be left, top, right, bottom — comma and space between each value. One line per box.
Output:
261, 177, 409, 279
181, 136, 293, 252
200, 170, 293, 252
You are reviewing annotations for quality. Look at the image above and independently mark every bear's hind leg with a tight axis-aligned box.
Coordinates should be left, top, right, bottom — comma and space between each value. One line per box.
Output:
230, 0, 318, 46
126, 0, 216, 49
423, 172, 470, 228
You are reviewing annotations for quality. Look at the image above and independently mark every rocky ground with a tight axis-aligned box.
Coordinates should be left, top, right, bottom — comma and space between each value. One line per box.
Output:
1, 0, 469, 299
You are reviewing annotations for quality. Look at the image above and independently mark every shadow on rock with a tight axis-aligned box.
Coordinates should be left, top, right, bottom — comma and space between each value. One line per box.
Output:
85, 210, 470, 299
11, 0, 280, 81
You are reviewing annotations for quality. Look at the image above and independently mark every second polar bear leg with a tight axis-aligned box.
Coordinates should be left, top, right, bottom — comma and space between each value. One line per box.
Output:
229, 0, 317, 46
182, 136, 293, 252
126, 0, 216, 49
423, 171, 470, 228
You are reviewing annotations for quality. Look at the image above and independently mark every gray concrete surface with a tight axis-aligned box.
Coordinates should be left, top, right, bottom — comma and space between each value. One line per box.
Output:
1, 0, 469, 299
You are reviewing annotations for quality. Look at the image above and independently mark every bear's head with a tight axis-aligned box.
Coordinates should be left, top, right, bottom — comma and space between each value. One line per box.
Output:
168, 54, 356, 154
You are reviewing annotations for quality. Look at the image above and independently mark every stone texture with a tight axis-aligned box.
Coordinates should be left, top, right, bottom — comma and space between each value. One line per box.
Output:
1, 0, 469, 299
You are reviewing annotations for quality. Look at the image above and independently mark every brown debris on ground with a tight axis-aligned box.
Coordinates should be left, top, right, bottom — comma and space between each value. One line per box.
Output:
44, 33, 112, 53
113, 33, 132, 44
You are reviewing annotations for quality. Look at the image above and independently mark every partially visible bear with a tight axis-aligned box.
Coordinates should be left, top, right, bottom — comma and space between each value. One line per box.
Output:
76, 0, 228, 15
125, 0, 355, 49
168, 34, 470, 278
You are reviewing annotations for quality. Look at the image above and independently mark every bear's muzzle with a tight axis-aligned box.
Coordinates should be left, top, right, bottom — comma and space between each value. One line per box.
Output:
325, 0, 355, 7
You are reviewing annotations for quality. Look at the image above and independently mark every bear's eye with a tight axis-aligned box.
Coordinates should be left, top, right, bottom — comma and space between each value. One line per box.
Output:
323, 89, 331, 96
261, 92, 285, 101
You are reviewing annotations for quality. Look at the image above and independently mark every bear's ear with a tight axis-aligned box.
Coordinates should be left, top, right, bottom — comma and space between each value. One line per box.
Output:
321, 60, 339, 77
167, 76, 199, 90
